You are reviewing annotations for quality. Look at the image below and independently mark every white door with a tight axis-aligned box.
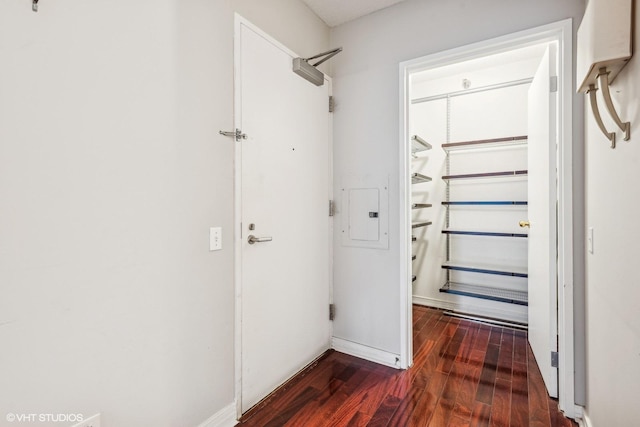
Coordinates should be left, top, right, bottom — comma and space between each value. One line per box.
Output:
236, 19, 332, 411
527, 45, 558, 398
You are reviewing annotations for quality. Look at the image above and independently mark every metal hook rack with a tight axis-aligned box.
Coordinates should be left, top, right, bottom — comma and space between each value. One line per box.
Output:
597, 68, 631, 142
576, 0, 633, 148
584, 68, 631, 149
587, 84, 616, 148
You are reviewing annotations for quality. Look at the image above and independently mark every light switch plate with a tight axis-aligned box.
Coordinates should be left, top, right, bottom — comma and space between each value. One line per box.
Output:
210, 227, 222, 251
588, 227, 594, 254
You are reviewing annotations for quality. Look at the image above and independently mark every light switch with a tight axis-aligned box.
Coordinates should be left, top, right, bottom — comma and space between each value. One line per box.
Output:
210, 227, 222, 251
588, 227, 594, 254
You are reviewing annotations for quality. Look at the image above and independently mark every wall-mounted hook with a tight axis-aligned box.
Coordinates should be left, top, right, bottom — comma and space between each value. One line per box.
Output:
587, 84, 616, 148
597, 67, 631, 142
576, 0, 633, 148
584, 68, 632, 149
32, 0, 39, 12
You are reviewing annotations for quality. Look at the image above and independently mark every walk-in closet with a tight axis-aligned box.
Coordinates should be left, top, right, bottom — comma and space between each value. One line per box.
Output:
409, 42, 554, 326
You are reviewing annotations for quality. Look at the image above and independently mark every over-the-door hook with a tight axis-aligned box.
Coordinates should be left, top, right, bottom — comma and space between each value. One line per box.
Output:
32, 0, 39, 12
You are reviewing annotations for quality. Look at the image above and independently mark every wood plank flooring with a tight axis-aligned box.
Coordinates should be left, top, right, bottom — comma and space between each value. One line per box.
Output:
237, 306, 577, 427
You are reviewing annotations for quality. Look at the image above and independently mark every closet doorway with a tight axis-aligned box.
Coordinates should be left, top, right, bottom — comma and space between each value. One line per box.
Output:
399, 20, 577, 418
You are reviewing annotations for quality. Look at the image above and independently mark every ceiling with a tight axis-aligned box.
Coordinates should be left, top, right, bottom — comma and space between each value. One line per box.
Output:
302, 0, 409, 27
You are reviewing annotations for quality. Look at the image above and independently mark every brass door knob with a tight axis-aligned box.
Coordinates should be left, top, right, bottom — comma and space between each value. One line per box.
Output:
519, 220, 530, 228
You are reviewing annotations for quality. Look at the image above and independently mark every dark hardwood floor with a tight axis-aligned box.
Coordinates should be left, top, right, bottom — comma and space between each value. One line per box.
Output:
237, 306, 577, 427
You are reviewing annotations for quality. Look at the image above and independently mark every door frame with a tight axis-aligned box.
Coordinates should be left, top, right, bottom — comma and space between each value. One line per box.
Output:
233, 14, 334, 418
398, 19, 580, 419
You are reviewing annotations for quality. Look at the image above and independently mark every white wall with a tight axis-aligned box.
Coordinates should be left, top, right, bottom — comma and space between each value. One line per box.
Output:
583, 1, 640, 425
0, 1, 328, 425
330, 0, 585, 358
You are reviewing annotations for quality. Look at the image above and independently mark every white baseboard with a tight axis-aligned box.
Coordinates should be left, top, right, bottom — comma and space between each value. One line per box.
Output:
331, 337, 401, 369
413, 295, 456, 311
578, 410, 593, 427
196, 402, 237, 427
412, 295, 528, 324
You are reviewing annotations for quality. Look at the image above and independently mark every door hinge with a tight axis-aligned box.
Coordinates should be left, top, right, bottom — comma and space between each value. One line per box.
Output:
329, 200, 335, 217
329, 96, 335, 113
551, 351, 559, 368
329, 303, 335, 321
550, 76, 558, 93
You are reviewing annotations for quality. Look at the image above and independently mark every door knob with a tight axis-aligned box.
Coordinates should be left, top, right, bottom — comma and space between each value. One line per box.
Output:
519, 220, 530, 228
248, 235, 273, 244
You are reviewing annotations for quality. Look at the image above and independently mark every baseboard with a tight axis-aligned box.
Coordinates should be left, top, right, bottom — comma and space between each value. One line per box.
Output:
412, 295, 528, 324
196, 402, 237, 427
413, 295, 456, 311
331, 337, 401, 369
578, 410, 593, 427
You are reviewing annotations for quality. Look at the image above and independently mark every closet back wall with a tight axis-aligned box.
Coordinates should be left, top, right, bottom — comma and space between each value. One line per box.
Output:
410, 54, 541, 323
